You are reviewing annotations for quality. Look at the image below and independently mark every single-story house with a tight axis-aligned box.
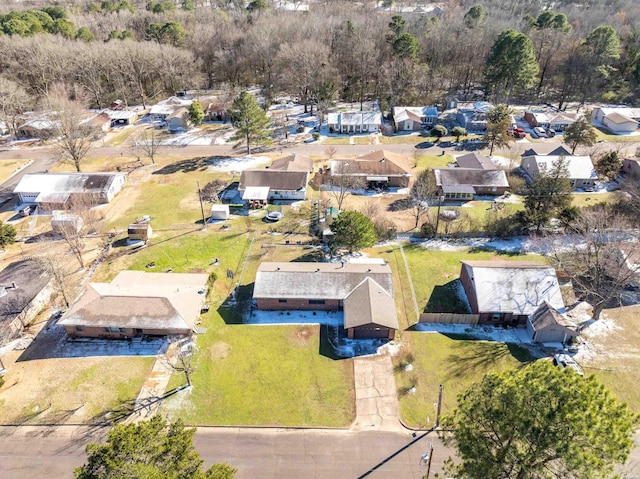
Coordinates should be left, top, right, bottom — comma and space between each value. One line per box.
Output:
268, 154, 313, 172
433, 168, 510, 200
166, 107, 190, 133
622, 158, 640, 176
459, 260, 565, 325
327, 111, 382, 134
0, 259, 52, 336
330, 150, 412, 188
210, 204, 230, 220
103, 109, 138, 127
16, 117, 58, 139
456, 102, 493, 132
526, 301, 578, 343
392, 106, 438, 131
238, 169, 309, 205
59, 270, 208, 339
593, 106, 640, 123
14, 172, 127, 211
206, 101, 229, 122
455, 152, 495, 170
602, 112, 639, 134
149, 96, 193, 121
520, 153, 597, 189
523, 111, 577, 131
253, 262, 399, 339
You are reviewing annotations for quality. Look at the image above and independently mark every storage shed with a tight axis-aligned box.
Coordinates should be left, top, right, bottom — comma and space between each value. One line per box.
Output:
128, 222, 152, 242
210, 204, 230, 220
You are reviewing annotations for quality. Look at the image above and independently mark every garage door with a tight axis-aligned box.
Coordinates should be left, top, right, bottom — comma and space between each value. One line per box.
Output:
353, 327, 389, 339
19, 193, 38, 202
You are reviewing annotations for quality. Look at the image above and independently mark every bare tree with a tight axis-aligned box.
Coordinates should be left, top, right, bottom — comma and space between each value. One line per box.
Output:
324, 146, 337, 161
326, 160, 366, 210
37, 254, 73, 309
543, 209, 640, 319
136, 127, 162, 165
360, 198, 380, 220
0, 78, 31, 139
48, 90, 95, 172
200, 179, 228, 202
166, 341, 198, 388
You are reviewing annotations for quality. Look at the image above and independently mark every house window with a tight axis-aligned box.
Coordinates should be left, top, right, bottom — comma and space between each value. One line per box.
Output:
105, 326, 125, 333
75, 326, 83, 332
570, 180, 576, 187
309, 299, 326, 305
491, 313, 502, 321
278, 299, 288, 303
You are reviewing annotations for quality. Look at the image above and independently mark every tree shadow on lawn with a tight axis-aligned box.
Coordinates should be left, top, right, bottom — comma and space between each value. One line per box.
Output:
425, 279, 471, 313
445, 339, 534, 380
151, 156, 213, 175
467, 245, 526, 257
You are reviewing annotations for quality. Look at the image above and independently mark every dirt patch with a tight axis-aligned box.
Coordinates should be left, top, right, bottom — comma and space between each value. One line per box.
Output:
210, 341, 230, 360
289, 325, 316, 347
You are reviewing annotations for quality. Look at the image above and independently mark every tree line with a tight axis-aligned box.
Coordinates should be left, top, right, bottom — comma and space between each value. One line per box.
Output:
0, 1, 639, 113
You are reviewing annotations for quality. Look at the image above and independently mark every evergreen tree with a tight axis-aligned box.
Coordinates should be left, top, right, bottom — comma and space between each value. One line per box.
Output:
564, 117, 598, 154
484, 105, 514, 155
74, 416, 236, 479
0, 221, 16, 250
229, 91, 272, 155
523, 156, 573, 232
596, 150, 621, 180
484, 29, 539, 103
442, 361, 637, 479
331, 210, 377, 252
189, 100, 204, 126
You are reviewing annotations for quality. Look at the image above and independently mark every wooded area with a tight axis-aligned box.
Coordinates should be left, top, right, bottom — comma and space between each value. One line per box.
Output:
0, 0, 639, 112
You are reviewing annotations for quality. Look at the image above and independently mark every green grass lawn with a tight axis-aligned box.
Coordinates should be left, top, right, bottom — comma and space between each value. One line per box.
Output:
414, 153, 455, 170
396, 333, 533, 428
320, 136, 352, 145
571, 191, 618, 208
164, 314, 354, 426
106, 127, 140, 147
594, 126, 640, 143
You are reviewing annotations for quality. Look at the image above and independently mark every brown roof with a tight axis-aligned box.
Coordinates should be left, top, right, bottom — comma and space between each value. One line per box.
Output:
269, 154, 313, 172
343, 278, 399, 330
455, 152, 494, 170
253, 262, 393, 300
59, 271, 208, 331
434, 168, 509, 188
606, 112, 638, 125
239, 169, 308, 191
167, 107, 189, 121
528, 301, 576, 331
356, 150, 412, 173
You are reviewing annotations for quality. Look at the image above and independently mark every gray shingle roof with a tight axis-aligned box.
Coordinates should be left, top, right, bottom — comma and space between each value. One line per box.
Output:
434, 168, 510, 188
239, 170, 308, 191
343, 278, 399, 329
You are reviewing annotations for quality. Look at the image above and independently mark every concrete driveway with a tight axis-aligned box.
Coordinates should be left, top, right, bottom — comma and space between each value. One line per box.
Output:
352, 354, 402, 432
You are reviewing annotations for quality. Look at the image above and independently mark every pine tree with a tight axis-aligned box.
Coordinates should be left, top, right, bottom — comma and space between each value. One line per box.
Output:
189, 99, 204, 126
229, 91, 272, 155
331, 210, 377, 252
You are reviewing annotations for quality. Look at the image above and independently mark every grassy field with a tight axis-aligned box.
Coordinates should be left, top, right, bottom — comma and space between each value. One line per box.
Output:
415, 153, 455, 169
395, 333, 533, 428
0, 354, 154, 424
0, 159, 30, 184
579, 305, 640, 412
105, 127, 140, 147
571, 191, 619, 208
594, 127, 640, 143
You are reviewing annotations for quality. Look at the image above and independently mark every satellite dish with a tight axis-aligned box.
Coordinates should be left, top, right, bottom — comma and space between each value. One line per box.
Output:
420, 453, 430, 467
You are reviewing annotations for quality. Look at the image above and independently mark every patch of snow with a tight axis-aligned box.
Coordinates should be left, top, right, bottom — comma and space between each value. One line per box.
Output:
207, 156, 270, 172
246, 309, 343, 326
349, 257, 386, 265
413, 323, 533, 344
378, 341, 402, 356
404, 363, 414, 371
454, 280, 473, 313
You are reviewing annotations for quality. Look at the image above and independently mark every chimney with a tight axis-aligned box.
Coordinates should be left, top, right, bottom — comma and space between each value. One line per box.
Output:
316, 268, 320, 272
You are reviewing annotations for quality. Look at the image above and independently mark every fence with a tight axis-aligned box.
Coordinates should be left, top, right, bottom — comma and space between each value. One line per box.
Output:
419, 313, 479, 325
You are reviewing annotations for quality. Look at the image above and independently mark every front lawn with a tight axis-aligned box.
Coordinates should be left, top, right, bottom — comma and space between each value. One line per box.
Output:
396, 333, 534, 428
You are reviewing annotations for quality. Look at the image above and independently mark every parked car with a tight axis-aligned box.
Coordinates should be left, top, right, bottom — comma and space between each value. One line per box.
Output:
545, 128, 556, 138
553, 353, 584, 376
18, 205, 33, 217
507, 127, 526, 138
533, 127, 547, 138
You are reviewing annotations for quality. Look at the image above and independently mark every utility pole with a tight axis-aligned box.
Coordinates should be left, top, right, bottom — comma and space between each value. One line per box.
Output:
435, 384, 443, 429
420, 442, 434, 479
197, 181, 206, 230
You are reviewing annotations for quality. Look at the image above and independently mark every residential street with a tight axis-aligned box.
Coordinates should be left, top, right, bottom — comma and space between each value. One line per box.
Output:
0, 425, 451, 479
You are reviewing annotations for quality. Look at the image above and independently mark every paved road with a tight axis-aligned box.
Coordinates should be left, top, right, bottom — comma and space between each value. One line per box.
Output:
0, 425, 451, 479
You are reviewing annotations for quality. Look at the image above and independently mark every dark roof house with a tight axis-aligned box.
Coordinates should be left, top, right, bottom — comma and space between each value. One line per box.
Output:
455, 152, 495, 170
330, 150, 412, 188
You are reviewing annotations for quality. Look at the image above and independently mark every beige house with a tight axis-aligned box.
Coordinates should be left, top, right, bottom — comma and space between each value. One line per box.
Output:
253, 262, 399, 339
520, 152, 597, 190
59, 271, 208, 339
330, 150, 412, 188
526, 301, 578, 343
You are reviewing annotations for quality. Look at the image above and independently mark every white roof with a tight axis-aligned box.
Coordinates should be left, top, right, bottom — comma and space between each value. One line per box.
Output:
327, 111, 382, 126
242, 186, 270, 200
530, 155, 597, 180
462, 261, 565, 315
103, 109, 137, 120
597, 106, 640, 119
14, 172, 126, 195
393, 106, 438, 123
211, 204, 230, 212
18, 117, 58, 130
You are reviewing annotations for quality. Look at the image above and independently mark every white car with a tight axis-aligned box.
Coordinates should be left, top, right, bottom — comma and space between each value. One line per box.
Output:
553, 353, 584, 376
533, 127, 547, 138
